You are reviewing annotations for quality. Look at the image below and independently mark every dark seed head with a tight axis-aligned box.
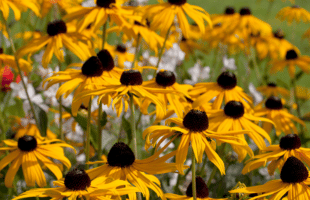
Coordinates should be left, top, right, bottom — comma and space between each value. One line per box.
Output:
155, 70, 176, 87
240, 7, 251, 15
181, 37, 187, 42
183, 109, 209, 132
186, 177, 209, 198
273, 29, 285, 39
285, 49, 298, 60
279, 134, 301, 150
47, 20, 67, 36
168, 0, 186, 5
225, 6, 235, 15
292, 5, 300, 8
280, 156, 308, 183
267, 82, 277, 87
224, 101, 245, 119
217, 71, 237, 90
96, 0, 116, 8
97, 50, 115, 71
265, 96, 283, 110
134, 20, 145, 27
107, 142, 135, 168
0, 48, 3, 54
116, 44, 127, 53
64, 169, 91, 191
18, 135, 37, 152
81, 56, 104, 77
120, 70, 143, 86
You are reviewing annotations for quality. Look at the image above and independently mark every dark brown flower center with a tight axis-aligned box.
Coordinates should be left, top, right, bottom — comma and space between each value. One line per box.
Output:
217, 71, 237, 90
224, 101, 245, 119
183, 109, 209, 132
267, 82, 277, 87
120, 70, 143, 86
64, 169, 91, 190
265, 96, 283, 110
186, 177, 209, 198
47, 20, 67, 36
107, 142, 135, 167
18, 135, 37, 152
273, 29, 285, 39
81, 56, 104, 77
225, 6, 235, 15
280, 156, 308, 183
134, 20, 145, 27
156, 70, 176, 87
285, 50, 298, 60
97, 49, 115, 71
292, 5, 300, 8
0, 48, 3, 54
96, 0, 115, 8
280, 134, 301, 150
168, 0, 186, 5
116, 44, 127, 53
240, 7, 251, 15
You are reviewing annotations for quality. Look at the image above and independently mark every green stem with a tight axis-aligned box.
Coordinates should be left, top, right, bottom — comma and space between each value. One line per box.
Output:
131, 34, 141, 69
85, 98, 92, 170
129, 94, 137, 159
155, 25, 173, 70
97, 104, 103, 161
59, 93, 64, 141
102, 21, 108, 49
191, 151, 197, 200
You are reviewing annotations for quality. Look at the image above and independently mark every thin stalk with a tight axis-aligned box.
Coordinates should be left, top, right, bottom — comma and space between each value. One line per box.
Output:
1, 13, 41, 134
102, 21, 108, 49
155, 25, 173, 70
129, 94, 137, 158
191, 151, 197, 200
59, 94, 64, 140
97, 104, 103, 160
131, 34, 141, 69
85, 98, 92, 170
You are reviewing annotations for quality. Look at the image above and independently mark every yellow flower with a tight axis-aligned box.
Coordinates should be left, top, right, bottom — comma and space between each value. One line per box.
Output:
0, 136, 74, 188
14, 123, 57, 140
38, 0, 84, 17
107, 43, 135, 68
143, 0, 212, 39
242, 134, 310, 175
16, 20, 92, 68
230, 156, 310, 200
0, 0, 40, 20
143, 109, 253, 175
276, 5, 310, 24
13, 168, 138, 200
0, 48, 32, 73
295, 85, 310, 100
256, 82, 290, 97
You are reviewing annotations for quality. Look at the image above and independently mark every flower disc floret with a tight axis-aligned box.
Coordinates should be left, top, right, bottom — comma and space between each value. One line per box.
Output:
280, 156, 308, 183
265, 96, 283, 110
224, 101, 245, 119
0, 48, 3, 54
107, 142, 135, 168
168, 0, 187, 6
286, 49, 298, 60
81, 56, 104, 77
183, 109, 209, 132
18, 135, 37, 152
279, 134, 301, 150
116, 44, 127, 53
120, 70, 143, 86
217, 71, 237, 89
97, 50, 115, 71
47, 20, 67, 36
240, 7, 251, 15
225, 7, 235, 15
96, 0, 116, 8
186, 177, 209, 198
64, 169, 91, 191
155, 70, 176, 87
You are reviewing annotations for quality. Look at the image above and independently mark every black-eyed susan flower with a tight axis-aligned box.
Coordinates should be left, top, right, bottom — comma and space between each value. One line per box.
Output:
13, 168, 138, 200
256, 82, 290, 97
190, 71, 253, 110
39, 0, 83, 18
0, 48, 32, 73
211, 6, 239, 34
107, 44, 134, 68
0, 135, 74, 188
242, 134, 310, 175
270, 49, 310, 78
143, 109, 253, 175
208, 101, 273, 161
230, 156, 310, 200
14, 123, 57, 140
143, 0, 212, 39
0, 0, 40, 20
87, 142, 184, 200
16, 20, 92, 68
44, 50, 123, 116
276, 5, 310, 24
73, 69, 166, 117
254, 96, 306, 136
166, 176, 228, 200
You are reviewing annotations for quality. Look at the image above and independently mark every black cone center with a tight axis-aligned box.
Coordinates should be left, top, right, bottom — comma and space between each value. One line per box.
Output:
0, 48, 3, 54
97, 50, 115, 71
168, 0, 186, 5
96, 0, 116, 8
18, 135, 37, 152
224, 101, 245, 119
81, 56, 104, 77
279, 134, 301, 150
265, 96, 283, 110
186, 177, 209, 198
120, 70, 143, 86
285, 50, 298, 60
280, 156, 308, 183
156, 70, 176, 87
47, 20, 67, 36
107, 142, 135, 168
116, 44, 127, 53
273, 29, 284, 39
225, 7, 235, 15
267, 82, 277, 87
240, 7, 251, 15
64, 169, 91, 190
183, 109, 209, 132
217, 71, 237, 90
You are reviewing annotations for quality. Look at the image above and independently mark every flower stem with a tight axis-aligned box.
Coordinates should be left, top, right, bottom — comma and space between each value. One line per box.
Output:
131, 34, 141, 69
102, 20, 108, 49
155, 24, 173, 70
129, 94, 137, 158
97, 104, 103, 161
59, 93, 64, 141
191, 150, 197, 200
85, 98, 92, 170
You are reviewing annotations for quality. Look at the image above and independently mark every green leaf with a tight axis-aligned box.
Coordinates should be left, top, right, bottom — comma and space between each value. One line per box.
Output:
3, 97, 25, 118
100, 111, 108, 127
295, 71, 304, 81
122, 115, 132, 145
33, 103, 48, 137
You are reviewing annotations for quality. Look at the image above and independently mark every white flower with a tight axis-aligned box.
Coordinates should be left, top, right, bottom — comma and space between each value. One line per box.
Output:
222, 55, 237, 71
249, 83, 263, 105
157, 43, 185, 72
184, 61, 210, 85
82, 0, 95, 7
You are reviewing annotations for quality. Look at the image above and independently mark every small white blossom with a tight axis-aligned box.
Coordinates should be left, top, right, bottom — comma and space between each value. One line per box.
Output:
249, 83, 263, 105
184, 61, 210, 85
222, 55, 237, 71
